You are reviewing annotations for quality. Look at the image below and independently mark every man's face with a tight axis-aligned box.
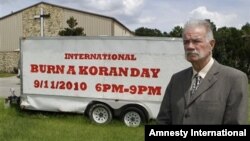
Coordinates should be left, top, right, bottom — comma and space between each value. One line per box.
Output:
183, 26, 213, 63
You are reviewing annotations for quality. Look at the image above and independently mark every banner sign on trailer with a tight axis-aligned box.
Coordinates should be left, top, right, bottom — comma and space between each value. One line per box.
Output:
21, 37, 190, 102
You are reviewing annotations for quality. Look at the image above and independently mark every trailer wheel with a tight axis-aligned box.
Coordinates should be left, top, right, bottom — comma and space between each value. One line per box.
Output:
88, 103, 112, 124
121, 107, 146, 127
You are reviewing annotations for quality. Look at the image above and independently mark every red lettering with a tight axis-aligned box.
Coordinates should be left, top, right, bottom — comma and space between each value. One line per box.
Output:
47, 65, 55, 74
30, 64, 38, 73
129, 85, 137, 94
85, 54, 90, 59
137, 85, 148, 94
89, 66, 98, 75
79, 66, 88, 75
111, 54, 118, 60
151, 68, 160, 78
148, 86, 161, 95
102, 84, 111, 92
140, 68, 150, 78
39, 64, 46, 73
67, 66, 76, 75
59, 81, 65, 89
109, 67, 118, 76
66, 81, 73, 90
99, 67, 109, 76
34, 80, 39, 87
31, 64, 65, 74
130, 54, 136, 60
118, 67, 128, 76
111, 84, 124, 93
130, 68, 140, 77
96, 83, 102, 92
79, 82, 87, 91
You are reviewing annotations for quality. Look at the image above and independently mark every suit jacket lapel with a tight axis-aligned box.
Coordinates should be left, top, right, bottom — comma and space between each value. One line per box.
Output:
183, 68, 193, 106
187, 61, 220, 106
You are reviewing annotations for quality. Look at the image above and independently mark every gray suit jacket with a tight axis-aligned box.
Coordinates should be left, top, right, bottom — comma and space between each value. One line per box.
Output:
157, 60, 248, 124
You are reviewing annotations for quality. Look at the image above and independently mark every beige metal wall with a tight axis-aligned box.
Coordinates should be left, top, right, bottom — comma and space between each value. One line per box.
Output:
0, 2, 134, 72
63, 9, 113, 36
114, 22, 134, 36
0, 13, 23, 51
0, 3, 134, 52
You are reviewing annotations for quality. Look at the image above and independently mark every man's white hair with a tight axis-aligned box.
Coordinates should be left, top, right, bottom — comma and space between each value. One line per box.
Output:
182, 19, 214, 41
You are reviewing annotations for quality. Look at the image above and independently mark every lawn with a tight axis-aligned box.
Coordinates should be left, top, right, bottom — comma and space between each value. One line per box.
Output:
0, 73, 16, 78
0, 99, 144, 141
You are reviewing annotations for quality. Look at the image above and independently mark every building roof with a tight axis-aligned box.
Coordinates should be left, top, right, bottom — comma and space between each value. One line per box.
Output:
0, 1, 134, 34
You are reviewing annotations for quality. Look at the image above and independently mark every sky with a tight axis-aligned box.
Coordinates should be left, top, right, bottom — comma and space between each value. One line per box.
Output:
0, 0, 250, 32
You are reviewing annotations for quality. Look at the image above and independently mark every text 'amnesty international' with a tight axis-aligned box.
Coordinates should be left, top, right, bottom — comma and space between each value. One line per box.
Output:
148, 129, 246, 138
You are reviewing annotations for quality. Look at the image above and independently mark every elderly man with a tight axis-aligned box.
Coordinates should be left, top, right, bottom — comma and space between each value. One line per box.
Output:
157, 19, 248, 124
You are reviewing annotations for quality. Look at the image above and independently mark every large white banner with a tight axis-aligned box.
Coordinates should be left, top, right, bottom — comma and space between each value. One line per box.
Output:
21, 37, 190, 102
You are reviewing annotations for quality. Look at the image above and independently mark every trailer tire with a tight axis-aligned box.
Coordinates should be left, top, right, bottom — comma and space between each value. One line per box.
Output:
88, 103, 112, 124
121, 107, 146, 127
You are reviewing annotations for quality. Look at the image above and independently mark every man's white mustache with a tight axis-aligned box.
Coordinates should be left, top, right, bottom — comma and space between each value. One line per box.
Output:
185, 50, 200, 56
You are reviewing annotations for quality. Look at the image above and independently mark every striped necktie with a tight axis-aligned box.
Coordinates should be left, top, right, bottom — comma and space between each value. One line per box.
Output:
190, 74, 202, 96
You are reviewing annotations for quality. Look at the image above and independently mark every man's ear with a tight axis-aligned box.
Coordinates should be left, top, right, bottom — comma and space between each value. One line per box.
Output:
209, 40, 215, 50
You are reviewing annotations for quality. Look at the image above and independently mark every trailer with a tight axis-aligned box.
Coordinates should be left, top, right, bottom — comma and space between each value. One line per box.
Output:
19, 36, 190, 127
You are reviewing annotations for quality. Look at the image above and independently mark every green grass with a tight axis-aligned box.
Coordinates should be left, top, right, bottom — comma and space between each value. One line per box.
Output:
0, 73, 16, 78
0, 100, 144, 141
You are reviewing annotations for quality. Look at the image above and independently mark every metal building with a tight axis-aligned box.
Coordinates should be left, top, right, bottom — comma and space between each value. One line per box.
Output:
0, 2, 134, 72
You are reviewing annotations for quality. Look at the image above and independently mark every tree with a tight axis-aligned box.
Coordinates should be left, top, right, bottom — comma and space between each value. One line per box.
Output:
168, 26, 183, 37
134, 20, 250, 78
213, 26, 250, 77
135, 27, 165, 37
163, 32, 169, 37
213, 27, 228, 65
240, 23, 250, 77
241, 23, 250, 36
58, 16, 86, 36
205, 19, 217, 33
